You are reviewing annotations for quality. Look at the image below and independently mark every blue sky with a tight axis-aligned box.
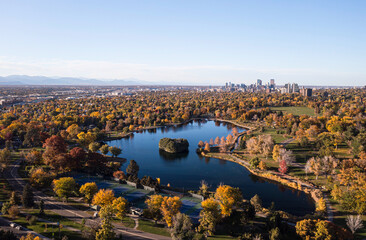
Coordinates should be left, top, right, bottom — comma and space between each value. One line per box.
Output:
0, 0, 365, 85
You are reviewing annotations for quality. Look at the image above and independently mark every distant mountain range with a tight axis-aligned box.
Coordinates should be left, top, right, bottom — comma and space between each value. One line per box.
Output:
0, 75, 153, 86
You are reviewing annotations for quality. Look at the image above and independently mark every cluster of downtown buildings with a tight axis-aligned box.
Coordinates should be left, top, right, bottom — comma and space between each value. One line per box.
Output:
223, 79, 312, 97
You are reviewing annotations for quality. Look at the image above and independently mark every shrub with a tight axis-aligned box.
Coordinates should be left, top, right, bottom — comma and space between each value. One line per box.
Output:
8, 205, 20, 218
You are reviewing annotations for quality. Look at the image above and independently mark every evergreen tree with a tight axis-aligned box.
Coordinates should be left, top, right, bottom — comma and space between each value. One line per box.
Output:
22, 184, 34, 208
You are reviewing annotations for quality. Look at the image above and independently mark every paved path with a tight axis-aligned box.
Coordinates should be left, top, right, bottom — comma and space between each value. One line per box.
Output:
4, 160, 171, 240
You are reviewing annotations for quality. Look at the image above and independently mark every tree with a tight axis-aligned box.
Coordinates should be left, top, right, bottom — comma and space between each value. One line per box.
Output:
9, 191, 19, 206
113, 171, 126, 180
258, 161, 267, 170
331, 184, 342, 201
295, 219, 352, 240
96, 205, 115, 240
112, 197, 128, 220
92, 189, 116, 207
198, 180, 209, 198
22, 184, 34, 208
25, 150, 43, 165
79, 182, 98, 205
198, 198, 221, 237
39, 200, 44, 216
278, 148, 294, 166
307, 156, 339, 180
198, 141, 204, 148
126, 160, 139, 179
214, 185, 242, 217
8, 205, 19, 218
66, 124, 81, 139
170, 213, 194, 240
30, 168, 54, 188
77, 131, 97, 147
100, 144, 109, 155
20, 233, 41, 240
295, 219, 317, 239
42, 135, 68, 171
272, 145, 281, 161
109, 146, 122, 157
204, 142, 210, 152
88, 142, 100, 153
0, 230, 18, 240
53, 177, 78, 201
23, 127, 41, 147
278, 160, 288, 174
0, 148, 11, 170
161, 196, 182, 227
316, 197, 326, 213
269, 227, 280, 240
250, 194, 262, 212
145, 194, 164, 223
249, 157, 260, 169
346, 215, 363, 234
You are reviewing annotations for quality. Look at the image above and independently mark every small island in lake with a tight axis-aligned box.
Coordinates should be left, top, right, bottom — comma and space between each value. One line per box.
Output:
159, 138, 189, 153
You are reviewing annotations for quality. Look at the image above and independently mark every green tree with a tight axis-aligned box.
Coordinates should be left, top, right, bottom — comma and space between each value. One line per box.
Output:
22, 184, 34, 208
126, 160, 139, 179
171, 213, 194, 240
88, 142, 100, 153
96, 205, 115, 240
9, 191, 20, 206
53, 177, 78, 201
250, 194, 262, 212
109, 146, 122, 157
100, 144, 109, 155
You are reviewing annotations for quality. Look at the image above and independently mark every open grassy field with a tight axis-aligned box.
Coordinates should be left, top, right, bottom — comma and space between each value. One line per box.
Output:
270, 106, 316, 116
249, 127, 291, 144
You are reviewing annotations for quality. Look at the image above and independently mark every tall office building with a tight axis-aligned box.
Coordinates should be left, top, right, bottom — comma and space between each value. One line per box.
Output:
270, 79, 275, 86
257, 79, 262, 86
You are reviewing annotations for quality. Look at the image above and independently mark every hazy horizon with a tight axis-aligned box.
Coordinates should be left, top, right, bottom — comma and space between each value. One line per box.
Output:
1, 1, 366, 86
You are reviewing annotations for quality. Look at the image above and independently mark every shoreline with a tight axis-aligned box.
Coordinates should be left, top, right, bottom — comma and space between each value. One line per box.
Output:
203, 151, 321, 210
105, 117, 256, 141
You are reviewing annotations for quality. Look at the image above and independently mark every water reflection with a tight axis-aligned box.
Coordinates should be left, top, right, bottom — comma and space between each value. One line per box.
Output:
159, 149, 189, 161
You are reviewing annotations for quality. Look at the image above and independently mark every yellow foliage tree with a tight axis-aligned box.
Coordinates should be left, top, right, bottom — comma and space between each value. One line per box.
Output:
92, 189, 116, 208
161, 196, 182, 227
112, 197, 128, 220
79, 182, 98, 205
145, 194, 164, 222
198, 198, 221, 237
272, 145, 281, 161
214, 185, 242, 217
316, 197, 326, 212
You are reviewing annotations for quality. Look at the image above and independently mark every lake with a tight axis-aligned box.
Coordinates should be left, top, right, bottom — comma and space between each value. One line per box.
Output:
107, 120, 314, 216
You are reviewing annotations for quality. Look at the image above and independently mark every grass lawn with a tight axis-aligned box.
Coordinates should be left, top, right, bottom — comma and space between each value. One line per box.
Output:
270, 106, 316, 116
250, 127, 290, 144
331, 201, 366, 239
137, 219, 171, 237
6, 213, 84, 240
23, 209, 86, 231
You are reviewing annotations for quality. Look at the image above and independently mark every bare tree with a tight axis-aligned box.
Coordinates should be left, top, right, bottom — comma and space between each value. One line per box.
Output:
346, 215, 364, 234
278, 148, 295, 166
214, 136, 220, 145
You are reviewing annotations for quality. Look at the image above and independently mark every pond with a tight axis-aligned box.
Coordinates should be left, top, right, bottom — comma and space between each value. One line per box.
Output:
107, 120, 314, 216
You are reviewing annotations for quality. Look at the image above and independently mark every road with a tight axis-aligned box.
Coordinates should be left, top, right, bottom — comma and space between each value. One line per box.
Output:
4, 160, 171, 240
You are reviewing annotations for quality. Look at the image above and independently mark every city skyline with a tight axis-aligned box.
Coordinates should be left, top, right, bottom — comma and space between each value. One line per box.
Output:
1, 1, 366, 86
